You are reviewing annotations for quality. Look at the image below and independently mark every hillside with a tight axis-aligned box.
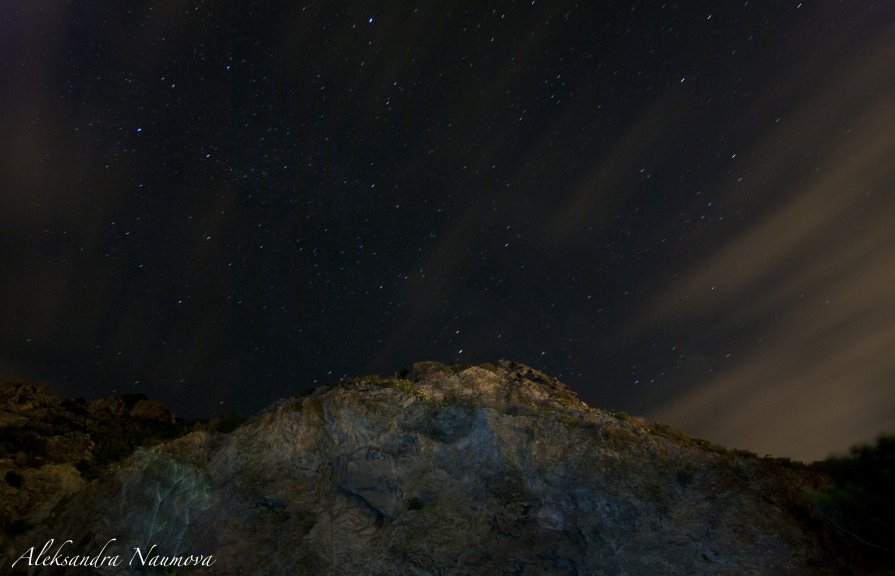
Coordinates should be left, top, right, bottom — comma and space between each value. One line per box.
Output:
0, 361, 879, 574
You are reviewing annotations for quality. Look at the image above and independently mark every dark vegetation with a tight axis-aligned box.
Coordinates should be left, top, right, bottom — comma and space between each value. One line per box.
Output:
0, 428, 47, 466
3, 518, 32, 538
809, 435, 895, 573
4, 470, 23, 487
675, 469, 694, 487
208, 411, 248, 434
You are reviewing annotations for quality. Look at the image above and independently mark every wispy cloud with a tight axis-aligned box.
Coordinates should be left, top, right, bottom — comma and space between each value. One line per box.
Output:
650, 27, 895, 461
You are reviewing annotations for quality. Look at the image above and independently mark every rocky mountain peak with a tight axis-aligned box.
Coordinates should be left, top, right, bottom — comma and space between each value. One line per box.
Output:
0, 362, 880, 574
407, 360, 585, 410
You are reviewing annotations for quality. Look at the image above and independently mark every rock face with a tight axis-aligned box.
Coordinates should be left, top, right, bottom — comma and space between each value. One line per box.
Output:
2, 362, 847, 574
0, 382, 188, 554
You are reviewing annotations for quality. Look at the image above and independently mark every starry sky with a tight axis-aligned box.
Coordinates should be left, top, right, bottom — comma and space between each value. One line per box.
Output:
2, 1, 894, 462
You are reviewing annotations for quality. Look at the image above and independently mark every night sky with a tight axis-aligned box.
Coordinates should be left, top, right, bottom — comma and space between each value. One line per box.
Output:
2, 1, 894, 462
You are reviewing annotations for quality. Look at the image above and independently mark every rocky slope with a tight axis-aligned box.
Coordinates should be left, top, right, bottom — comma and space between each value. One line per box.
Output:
0, 381, 187, 541
0, 361, 863, 574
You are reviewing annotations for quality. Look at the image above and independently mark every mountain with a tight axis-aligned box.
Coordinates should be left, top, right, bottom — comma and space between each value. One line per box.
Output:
0, 361, 882, 574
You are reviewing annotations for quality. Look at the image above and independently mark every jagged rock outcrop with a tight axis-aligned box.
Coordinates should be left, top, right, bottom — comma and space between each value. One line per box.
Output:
0, 382, 189, 549
1, 362, 851, 574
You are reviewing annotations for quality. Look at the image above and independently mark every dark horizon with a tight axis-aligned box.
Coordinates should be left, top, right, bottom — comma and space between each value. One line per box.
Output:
2, 1, 894, 462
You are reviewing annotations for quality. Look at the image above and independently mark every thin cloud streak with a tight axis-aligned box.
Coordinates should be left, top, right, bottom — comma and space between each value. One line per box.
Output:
650, 29, 895, 461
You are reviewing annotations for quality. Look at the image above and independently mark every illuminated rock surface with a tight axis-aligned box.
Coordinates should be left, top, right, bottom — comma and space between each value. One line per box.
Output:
1, 362, 857, 574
